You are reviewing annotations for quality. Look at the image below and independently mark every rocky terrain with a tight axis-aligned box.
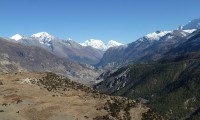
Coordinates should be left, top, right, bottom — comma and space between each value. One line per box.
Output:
0, 72, 163, 120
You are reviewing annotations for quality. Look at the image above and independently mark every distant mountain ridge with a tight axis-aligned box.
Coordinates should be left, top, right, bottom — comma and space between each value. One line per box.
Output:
10, 33, 124, 51
98, 29, 195, 69
9, 32, 104, 65
98, 18, 200, 69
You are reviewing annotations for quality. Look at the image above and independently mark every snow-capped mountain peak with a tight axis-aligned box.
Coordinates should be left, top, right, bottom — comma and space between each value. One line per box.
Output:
80, 39, 107, 51
145, 30, 172, 40
10, 34, 23, 41
31, 32, 55, 45
31, 32, 55, 41
107, 40, 123, 48
80, 39, 123, 51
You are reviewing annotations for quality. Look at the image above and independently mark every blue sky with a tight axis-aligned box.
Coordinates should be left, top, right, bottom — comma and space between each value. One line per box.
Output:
1, 0, 200, 44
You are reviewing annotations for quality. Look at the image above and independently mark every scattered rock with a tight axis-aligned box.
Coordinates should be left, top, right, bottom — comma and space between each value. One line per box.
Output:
0, 81, 3, 85
93, 116, 107, 120
16, 99, 23, 104
0, 110, 4, 112
2, 103, 7, 106
136, 97, 149, 104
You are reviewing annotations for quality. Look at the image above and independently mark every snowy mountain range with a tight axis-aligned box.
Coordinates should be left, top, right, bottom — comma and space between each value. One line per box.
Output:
141, 18, 200, 42
8, 17, 200, 67
98, 18, 200, 68
144, 30, 172, 40
10, 32, 123, 51
9, 32, 105, 65
80, 39, 123, 51
139, 29, 196, 42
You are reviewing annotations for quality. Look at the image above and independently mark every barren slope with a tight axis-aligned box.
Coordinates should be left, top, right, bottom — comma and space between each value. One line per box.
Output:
0, 72, 161, 120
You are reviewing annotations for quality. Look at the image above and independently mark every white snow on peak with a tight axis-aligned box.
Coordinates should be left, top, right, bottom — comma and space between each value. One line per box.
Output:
179, 29, 197, 37
80, 39, 107, 51
68, 38, 73, 41
10, 34, 23, 41
182, 29, 197, 34
31, 32, 55, 41
80, 39, 123, 51
107, 40, 123, 48
145, 31, 172, 40
31, 32, 55, 45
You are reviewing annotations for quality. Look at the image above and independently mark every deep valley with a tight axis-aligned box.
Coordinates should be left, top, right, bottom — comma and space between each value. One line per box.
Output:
1, 14, 200, 120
